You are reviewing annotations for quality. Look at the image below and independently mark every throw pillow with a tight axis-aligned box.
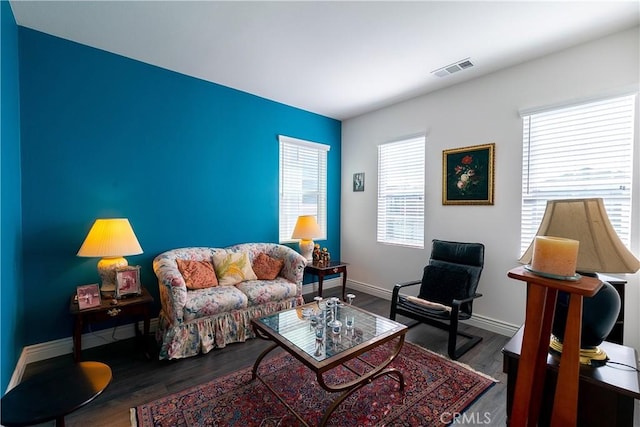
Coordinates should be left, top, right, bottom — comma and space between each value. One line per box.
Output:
176, 259, 218, 290
252, 252, 284, 280
212, 252, 258, 286
418, 264, 470, 306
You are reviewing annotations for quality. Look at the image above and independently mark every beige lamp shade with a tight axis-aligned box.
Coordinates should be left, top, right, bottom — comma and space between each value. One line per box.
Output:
292, 215, 321, 263
78, 218, 143, 293
519, 198, 640, 274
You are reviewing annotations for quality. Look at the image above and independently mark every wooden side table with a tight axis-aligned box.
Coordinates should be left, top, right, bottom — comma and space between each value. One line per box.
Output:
507, 266, 602, 427
1, 361, 111, 427
69, 287, 153, 361
503, 326, 640, 427
304, 261, 348, 301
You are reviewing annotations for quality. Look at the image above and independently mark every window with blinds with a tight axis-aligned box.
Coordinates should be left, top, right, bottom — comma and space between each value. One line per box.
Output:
520, 94, 636, 255
377, 135, 425, 248
279, 135, 329, 243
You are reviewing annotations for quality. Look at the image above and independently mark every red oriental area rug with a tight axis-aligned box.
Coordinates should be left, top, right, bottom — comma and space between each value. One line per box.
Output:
131, 341, 496, 427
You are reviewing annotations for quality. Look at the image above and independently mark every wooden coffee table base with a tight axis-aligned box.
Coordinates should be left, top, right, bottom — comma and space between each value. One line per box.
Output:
251, 332, 406, 427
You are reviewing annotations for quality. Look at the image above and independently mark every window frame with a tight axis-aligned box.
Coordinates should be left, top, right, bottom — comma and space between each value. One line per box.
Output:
377, 135, 426, 249
279, 135, 329, 244
520, 94, 636, 255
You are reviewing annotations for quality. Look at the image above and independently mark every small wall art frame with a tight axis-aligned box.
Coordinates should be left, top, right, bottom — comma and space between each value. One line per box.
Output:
77, 283, 101, 310
442, 143, 495, 205
353, 172, 365, 192
115, 265, 141, 298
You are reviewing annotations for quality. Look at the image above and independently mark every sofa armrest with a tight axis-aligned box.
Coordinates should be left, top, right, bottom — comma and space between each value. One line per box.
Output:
153, 247, 227, 324
153, 252, 188, 324
277, 246, 306, 285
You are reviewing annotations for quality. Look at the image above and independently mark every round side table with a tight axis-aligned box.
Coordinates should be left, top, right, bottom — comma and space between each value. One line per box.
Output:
1, 361, 112, 427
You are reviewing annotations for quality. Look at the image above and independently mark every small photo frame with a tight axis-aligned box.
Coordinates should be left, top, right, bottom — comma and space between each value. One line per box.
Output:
442, 143, 495, 205
353, 172, 365, 192
115, 265, 141, 298
77, 284, 101, 310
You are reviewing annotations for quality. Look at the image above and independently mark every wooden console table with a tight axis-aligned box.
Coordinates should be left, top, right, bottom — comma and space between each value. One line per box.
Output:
507, 266, 602, 426
504, 326, 640, 427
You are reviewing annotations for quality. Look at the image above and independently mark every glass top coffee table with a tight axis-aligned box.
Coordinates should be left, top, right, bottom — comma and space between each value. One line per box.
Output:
251, 301, 407, 426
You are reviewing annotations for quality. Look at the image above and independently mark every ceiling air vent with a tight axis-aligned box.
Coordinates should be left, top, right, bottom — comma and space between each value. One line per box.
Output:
431, 58, 474, 78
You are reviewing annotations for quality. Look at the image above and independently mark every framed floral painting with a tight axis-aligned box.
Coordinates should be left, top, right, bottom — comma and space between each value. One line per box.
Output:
442, 143, 495, 205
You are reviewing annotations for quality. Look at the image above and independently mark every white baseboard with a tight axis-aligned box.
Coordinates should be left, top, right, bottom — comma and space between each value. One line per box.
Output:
301, 277, 345, 297
346, 279, 394, 301
9, 280, 517, 390
343, 279, 519, 337
464, 315, 519, 337
8, 276, 341, 387
7, 319, 158, 391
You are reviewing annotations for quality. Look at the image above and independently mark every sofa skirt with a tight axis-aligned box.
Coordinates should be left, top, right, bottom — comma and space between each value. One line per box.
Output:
156, 296, 304, 360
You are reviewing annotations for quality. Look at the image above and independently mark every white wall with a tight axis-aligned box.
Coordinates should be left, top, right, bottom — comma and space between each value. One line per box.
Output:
341, 27, 640, 349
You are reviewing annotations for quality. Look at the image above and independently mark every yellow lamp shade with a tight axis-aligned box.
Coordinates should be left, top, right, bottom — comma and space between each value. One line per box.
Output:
291, 215, 321, 263
77, 218, 143, 293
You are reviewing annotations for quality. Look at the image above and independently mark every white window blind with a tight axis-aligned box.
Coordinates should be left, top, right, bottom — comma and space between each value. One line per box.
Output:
279, 135, 329, 243
377, 136, 425, 248
520, 94, 636, 255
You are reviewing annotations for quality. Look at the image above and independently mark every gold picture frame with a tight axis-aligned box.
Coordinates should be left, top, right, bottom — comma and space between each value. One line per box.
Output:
442, 143, 495, 205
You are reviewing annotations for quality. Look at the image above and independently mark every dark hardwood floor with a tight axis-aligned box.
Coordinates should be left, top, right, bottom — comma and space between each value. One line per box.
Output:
21, 288, 510, 426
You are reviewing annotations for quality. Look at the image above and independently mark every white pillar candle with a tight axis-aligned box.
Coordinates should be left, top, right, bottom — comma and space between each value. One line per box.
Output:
531, 236, 580, 277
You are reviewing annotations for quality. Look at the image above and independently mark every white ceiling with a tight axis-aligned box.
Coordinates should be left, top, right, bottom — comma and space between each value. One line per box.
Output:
9, 1, 640, 120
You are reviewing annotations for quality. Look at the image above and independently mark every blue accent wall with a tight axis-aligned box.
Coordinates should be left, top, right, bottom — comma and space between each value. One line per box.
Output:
1, 0, 24, 394
18, 28, 341, 345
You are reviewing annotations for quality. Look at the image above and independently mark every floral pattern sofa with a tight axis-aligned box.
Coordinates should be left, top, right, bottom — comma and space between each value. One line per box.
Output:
153, 243, 306, 360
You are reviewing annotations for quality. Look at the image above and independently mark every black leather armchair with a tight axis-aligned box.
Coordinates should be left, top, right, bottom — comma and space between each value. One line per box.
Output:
390, 239, 485, 360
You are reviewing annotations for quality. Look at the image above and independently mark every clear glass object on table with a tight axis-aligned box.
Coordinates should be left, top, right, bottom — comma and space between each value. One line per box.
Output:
314, 323, 325, 357
346, 293, 356, 305
326, 298, 342, 330
345, 314, 355, 335
309, 313, 318, 331
313, 296, 326, 325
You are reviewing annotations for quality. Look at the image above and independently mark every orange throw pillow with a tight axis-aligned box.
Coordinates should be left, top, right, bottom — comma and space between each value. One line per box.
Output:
176, 259, 218, 290
252, 252, 284, 280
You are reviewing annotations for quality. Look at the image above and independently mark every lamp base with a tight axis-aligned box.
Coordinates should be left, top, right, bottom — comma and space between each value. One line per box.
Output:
97, 256, 128, 295
298, 239, 314, 264
549, 334, 609, 366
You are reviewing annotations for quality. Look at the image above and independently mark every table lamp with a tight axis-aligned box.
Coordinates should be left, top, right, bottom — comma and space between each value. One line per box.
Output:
77, 218, 143, 294
291, 215, 321, 263
519, 198, 640, 365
